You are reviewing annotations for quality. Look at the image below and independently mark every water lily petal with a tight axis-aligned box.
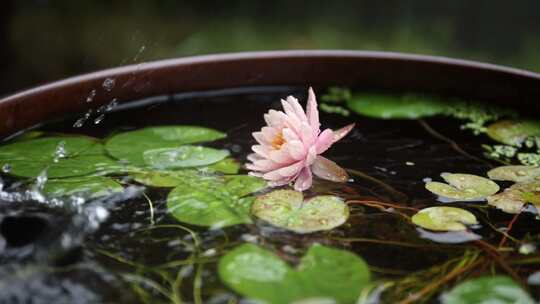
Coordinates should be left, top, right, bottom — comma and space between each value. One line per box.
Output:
312, 156, 349, 183
333, 123, 355, 143
286, 95, 308, 122
294, 167, 313, 191
287, 140, 306, 160
252, 145, 270, 158
315, 129, 335, 154
306, 87, 320, 131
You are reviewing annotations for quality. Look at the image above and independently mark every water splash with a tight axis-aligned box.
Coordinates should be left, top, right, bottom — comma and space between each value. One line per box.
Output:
2, 164, 11, 173
53, 141, 67, 163
85, 89, 97, 103
102, 78, 116, 92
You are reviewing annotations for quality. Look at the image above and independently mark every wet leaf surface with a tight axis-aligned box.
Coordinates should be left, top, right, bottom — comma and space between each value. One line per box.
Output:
487, 181, 540, 214
486, 119, 540, 147
167, 175, 265, 227
143, 145, 229, 169
441, 276, 534, 304
487, 165, 540, 183
218, 243, 370, 304
43, 176, 123, 198
425, 173, 500, 201
251, 190, 349, 233
105, 126, 226, 166
0, 136, 118, 178
412, 206, 478, 231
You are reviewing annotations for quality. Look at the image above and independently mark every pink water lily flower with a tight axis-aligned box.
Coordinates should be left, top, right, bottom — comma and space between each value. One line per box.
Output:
247, 87, 354, 191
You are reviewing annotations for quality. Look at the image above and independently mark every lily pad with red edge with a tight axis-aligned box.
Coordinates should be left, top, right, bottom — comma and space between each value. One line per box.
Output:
487, 181, 540, 214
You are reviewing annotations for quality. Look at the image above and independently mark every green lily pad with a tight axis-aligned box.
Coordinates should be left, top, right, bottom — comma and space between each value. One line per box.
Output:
411, 206, 478, 232
167, 175, 265, 227
441, 275, 534, 304
251, 190, 349, 233
143, 145, 229, 169
487, 165, 540, 183
0, 136, 118, 178
206, 158, 241, 174
131, 169, 201, 187
43, 176, 123, 198
346, 93, 448, 119
487, 181, 540, 214
486, 119, 540, 147
218, 243, 370, 304
105, 126, 226, 166
425, 173, 500, 201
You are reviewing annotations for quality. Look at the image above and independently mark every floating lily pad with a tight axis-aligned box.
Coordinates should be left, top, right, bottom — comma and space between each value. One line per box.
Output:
43, 176, 123, 198
487, 165, 540, 183
143, 146, 229, 169
218, 243, 370, 304
487, 181, 540, 214
131, 169, 201, 187
167, 175, 265, 227
206, 158, 241, 174
251, 190, 349, 233
412, 207, 478, 232
346, 93, 448, 119
486, 120, 540, 147
105, 126, 226, 166
425, 173, 499, 201
0, 136, 118, 178
441, 276, 534, 304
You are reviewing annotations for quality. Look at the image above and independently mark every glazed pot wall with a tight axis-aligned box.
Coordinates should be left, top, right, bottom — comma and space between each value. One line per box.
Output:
1, 50, 540, 137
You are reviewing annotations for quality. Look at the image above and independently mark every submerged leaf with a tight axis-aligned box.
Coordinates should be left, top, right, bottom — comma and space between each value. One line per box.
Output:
425, 173, 499, 201
143, 145, 229, 169
105, 126, 226, 166
0, 136, 118, 178
487, 165, 540, 183
346, 93, 448, 119
412, 207, 478, 231
218, 243, 370, 304
131, 169, 201, 187
487, 181, 540, 214
441, 276, 534, 304
43, 176, 123, 198
251, 190, 349, 233
486, 119, 540, 147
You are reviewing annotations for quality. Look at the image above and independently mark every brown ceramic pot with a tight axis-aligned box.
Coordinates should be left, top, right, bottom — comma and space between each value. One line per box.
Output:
1, 50, 540, 138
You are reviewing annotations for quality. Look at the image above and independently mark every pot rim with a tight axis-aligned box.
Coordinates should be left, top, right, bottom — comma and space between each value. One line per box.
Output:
3, 50, 540, 100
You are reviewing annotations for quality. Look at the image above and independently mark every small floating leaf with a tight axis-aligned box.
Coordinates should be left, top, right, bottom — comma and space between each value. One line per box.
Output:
105, 126, 226, 166
412, 207, 478, 231
43, 176, 123, 198
487, 165, 540, 183
487, 181, 540, 214
143, 146, 229, 169
0, 136, 118, 178
251, 190, 349, 233
486, 119, 540, 147
346, 93, 447, 119
425, 173, 499, 201
218, 243, 370, 304
441, 276, 534, 304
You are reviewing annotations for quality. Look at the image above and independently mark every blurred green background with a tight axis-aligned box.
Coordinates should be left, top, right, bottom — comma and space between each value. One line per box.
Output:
1, 1, 540, 96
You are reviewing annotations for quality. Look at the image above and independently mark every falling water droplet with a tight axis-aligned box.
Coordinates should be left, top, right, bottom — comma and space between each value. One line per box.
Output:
53, 141, 67, 162
86, 89, 97, 103
94, 114, 105, 125
2, 164, 11, 173
102, 78, 116, 91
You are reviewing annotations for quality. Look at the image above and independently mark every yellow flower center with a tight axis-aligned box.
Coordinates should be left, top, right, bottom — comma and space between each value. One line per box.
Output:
271, 131, 285, 150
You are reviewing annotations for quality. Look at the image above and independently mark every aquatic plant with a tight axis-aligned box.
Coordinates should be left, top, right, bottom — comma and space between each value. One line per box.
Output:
247, 87, 354, 191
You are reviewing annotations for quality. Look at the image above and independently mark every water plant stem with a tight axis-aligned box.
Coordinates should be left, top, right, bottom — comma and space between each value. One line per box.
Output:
417, 119, 493, 168
498, 212, 520, 248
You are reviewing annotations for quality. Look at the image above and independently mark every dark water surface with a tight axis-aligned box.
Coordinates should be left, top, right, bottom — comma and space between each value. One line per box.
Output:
0, 87, 539, 303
